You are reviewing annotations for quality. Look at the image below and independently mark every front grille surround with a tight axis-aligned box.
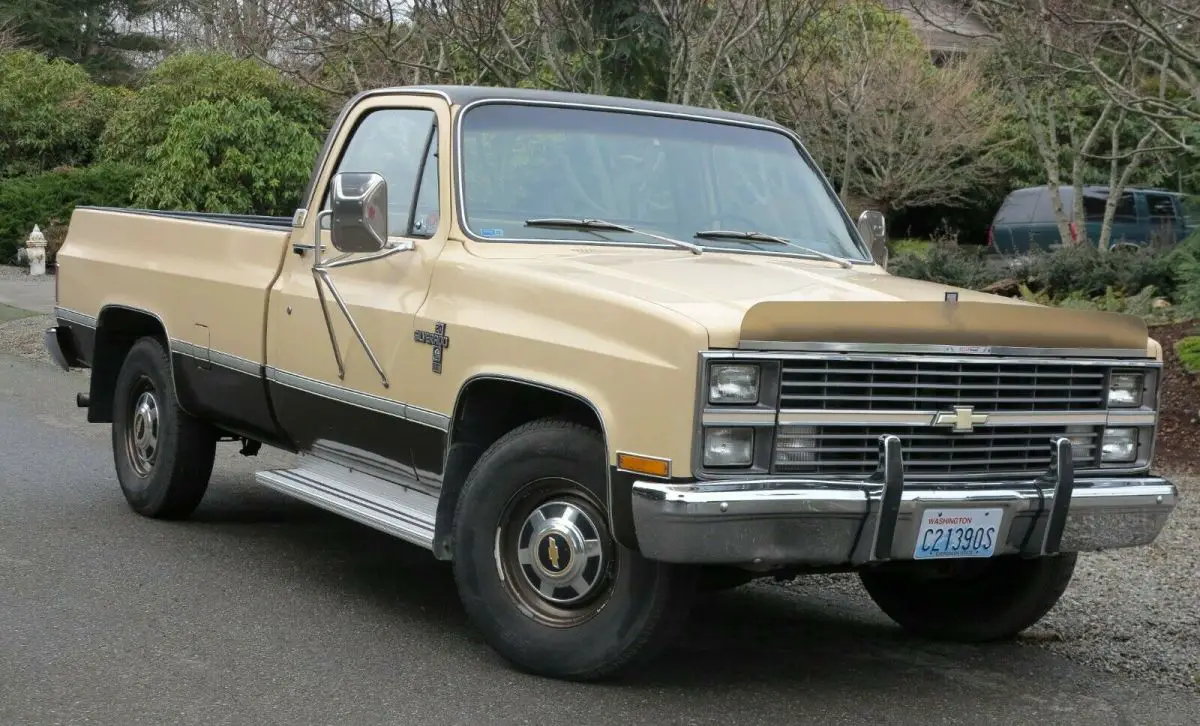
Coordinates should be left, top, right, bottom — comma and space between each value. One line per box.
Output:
696, 349, 1160, 482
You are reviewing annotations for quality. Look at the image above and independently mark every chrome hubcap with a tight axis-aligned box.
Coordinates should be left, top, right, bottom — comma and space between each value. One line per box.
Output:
129, 390, 159, 475
516, 500, 605, 605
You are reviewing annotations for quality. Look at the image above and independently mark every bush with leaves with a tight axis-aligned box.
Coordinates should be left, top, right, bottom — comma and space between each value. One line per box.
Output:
131, 97, 322, 216
889, 242, 1181, 304
886, 244, 1007, 291
0, 50, 125, 177
0, 162, 143, 263
100, 52, 331, 169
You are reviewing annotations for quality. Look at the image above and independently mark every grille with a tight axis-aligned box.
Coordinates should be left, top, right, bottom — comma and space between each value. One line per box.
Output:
779, 359, 1108, 412
773, 425, 1099, 477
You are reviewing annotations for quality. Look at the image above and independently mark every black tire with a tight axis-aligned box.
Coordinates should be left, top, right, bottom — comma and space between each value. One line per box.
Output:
858, 553, 1078, 642
451, 418, 697, 681
111, 335, 216, 519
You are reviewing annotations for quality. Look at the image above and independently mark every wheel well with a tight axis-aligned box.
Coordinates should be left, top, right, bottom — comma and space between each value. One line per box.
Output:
87, 307, 168, 423
431, 377, 605, 559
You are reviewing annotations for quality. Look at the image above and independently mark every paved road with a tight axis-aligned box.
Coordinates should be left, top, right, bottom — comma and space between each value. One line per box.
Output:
2, 353, 1198, 726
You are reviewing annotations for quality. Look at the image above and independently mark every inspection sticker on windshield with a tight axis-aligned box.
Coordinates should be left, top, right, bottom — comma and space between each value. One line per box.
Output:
480, 228, 504, 237
913, 507, 1002, 559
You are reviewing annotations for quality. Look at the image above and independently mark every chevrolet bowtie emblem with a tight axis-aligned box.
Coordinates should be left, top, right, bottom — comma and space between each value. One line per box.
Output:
547, 536, 561, 570
933, 405, 988, 432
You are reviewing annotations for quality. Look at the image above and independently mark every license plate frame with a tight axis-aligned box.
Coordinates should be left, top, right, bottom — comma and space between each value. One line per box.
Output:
913, 507, 1003, 560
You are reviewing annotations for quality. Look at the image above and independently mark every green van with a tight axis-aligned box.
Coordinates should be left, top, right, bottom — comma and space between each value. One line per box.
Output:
988, 185, 1191, 254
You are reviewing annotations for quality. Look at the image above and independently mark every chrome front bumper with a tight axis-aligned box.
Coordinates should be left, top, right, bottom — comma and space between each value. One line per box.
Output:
631, 436, 1178, 566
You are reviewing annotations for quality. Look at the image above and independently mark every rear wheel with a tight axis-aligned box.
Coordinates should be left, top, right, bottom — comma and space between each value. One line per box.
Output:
859, 553, 1077, 642
111, 336, 216, 519
451, 419, 697, 681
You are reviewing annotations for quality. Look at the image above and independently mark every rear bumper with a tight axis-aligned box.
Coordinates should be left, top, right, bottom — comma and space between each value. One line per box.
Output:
631, 436, 1177, 567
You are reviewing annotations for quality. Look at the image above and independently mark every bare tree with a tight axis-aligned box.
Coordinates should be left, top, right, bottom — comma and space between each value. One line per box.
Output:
902, 0, 1179, 250
0, 17, 21, 52
647, 0, 831, 113
784, 7, 1009, 215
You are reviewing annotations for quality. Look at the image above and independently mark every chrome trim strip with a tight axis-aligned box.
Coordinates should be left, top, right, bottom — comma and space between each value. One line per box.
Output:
708, 349, 1160, 367
702, 411, 777, 426
451, 97, 873, 263
209, 349, 261, 377
778, 410, 939, 426
54, 306, 97, 328
1106, 410, 1158, 426
266, 367, 451, 431
737, 340, 1152, 359
776, 409, 1157, 428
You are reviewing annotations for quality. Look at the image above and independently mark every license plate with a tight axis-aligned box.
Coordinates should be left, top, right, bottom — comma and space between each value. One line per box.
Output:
913, 507, 1003, 560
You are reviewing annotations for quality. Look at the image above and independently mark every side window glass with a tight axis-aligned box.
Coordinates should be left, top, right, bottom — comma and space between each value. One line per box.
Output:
1146, 193, 1178, 220
322, 108, 438, 237
1083, 191, 1137, 222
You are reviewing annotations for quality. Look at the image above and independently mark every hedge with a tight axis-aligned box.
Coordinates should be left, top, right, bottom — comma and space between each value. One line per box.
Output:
0, 162, 143, 264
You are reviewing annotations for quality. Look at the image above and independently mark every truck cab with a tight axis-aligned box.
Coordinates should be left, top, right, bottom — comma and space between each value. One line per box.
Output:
46, 86, 1178, 682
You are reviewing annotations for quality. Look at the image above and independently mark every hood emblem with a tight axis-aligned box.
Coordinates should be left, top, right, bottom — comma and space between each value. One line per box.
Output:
933, 405, 988, 433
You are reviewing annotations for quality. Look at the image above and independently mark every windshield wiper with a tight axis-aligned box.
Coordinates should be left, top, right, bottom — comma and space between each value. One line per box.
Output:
693, 229, 853, 269
525, 218, 703, 255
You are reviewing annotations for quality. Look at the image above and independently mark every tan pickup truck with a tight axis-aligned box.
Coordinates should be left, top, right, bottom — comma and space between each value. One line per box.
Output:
46, 85, 1177, 681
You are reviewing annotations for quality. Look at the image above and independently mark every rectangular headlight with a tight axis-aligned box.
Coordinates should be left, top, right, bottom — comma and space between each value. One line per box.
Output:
708, 363, 760, 404
1107, 371, 1144, 408
1101, 427, 1138, 463
703, 426, 754, 467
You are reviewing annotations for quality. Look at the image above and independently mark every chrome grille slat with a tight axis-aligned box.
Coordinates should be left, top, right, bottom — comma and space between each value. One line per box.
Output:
773, 424, 1099, 477
779, 359, 1109, 412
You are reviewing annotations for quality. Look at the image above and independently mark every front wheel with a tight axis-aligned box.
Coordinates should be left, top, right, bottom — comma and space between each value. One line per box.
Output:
858, 553, 1078, 642
451, 419, 697, 681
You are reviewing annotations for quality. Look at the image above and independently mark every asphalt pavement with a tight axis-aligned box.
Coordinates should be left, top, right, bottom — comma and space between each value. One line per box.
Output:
2, 352, 1199, 725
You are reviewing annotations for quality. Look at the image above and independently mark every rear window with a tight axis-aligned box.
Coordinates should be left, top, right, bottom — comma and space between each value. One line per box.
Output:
993, 190, 1038, 225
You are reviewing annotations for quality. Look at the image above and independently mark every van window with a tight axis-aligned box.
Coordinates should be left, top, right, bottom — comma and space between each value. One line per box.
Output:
1083, 192, 1136, 222
1145, 193, 1179, 221
994, 190, 1037, 225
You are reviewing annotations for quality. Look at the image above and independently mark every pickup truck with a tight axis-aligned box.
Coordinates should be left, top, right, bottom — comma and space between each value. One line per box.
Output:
45, 85, 1178, 682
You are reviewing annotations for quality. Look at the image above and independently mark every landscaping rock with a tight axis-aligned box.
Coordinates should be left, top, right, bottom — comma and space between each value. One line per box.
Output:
980, 277, 1021, 296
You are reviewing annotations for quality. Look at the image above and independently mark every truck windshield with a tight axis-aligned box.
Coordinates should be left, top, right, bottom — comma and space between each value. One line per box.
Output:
458, 103, 869, 261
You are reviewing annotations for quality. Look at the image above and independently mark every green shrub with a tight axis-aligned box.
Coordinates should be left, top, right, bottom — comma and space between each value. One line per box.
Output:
887, 238, 932, 258
887, 244, 1006, 290
889, 242, 1181, 307
0, 50, 125, 177
1168, 228, 1200, 317
0, 162, 143, 263
100, 52, 330, 168
131, 97, 322, 216
1175, 336, 1200, 375
1013, 244, 1177, 301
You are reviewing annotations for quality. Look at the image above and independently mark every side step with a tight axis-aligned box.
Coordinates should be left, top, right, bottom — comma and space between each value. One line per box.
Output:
255, 456, 438, 550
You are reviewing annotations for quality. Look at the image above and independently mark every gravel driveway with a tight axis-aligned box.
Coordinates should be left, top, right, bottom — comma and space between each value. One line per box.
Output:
1, 267, 1195, 692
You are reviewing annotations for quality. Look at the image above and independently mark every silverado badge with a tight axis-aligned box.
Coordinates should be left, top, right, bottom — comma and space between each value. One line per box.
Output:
414, 322, 450, 374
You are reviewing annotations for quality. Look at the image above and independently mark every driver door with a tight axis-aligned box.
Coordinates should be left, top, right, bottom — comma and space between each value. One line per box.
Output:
265, 95, 450, 484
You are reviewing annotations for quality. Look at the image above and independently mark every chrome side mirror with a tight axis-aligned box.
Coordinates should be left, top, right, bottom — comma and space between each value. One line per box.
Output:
857, 209, 888, 267
329, 171, 388, 253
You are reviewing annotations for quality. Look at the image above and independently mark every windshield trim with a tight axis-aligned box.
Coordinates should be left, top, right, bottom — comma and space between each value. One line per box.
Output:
452, 97, 873, 263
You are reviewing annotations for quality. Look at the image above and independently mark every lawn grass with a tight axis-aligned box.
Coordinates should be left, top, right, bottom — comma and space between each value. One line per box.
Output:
0, 303, 37, 323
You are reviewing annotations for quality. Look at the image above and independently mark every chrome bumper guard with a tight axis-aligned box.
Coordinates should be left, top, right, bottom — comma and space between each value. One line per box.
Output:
631, 436, 1178, 566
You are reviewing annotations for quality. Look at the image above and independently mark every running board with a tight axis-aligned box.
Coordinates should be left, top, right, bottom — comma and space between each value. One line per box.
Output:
255, 456, 438, 550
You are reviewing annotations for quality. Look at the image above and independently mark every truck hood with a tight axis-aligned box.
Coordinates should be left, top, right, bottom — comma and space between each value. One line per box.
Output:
466, 244, 1150, 352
